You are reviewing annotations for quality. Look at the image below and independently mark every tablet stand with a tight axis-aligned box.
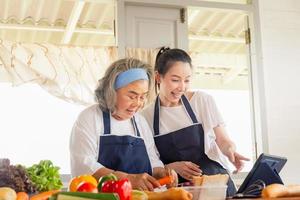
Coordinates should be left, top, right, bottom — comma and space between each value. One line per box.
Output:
233, 162, 284, 198
246, 162, 283, 189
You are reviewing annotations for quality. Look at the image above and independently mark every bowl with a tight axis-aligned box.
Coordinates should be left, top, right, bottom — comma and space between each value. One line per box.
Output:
182, 186, 227, 200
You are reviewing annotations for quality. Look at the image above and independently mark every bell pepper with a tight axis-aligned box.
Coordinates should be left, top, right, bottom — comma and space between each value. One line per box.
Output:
98, 173, 118, 191
69, 174, 98, 192
76, 182, 98, 193
101, 178, 132, 200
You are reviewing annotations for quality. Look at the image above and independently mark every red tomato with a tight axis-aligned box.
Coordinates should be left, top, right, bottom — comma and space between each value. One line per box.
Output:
76, 182, 98, 193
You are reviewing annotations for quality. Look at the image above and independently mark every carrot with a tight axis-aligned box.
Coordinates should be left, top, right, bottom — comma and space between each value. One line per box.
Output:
17, 192, 29, 200
158, 175, 173, 186
30, 190, 60, 200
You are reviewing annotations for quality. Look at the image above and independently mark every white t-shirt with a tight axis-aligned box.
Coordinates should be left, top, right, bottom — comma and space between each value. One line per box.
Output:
141, 91, 231, 170
70, 104, 164, 177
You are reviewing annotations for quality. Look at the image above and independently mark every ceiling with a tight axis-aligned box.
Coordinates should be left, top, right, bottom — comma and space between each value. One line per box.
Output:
187, 6, 249, 90
188, 7, 247, 54
0, 0, 250, 90
0, 0, 248, 49
0, 0, 116, 46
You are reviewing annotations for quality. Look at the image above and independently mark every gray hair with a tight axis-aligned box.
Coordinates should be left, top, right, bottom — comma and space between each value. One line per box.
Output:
95, 58, 154, 112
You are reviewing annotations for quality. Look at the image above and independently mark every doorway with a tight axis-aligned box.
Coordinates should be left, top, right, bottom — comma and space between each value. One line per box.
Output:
188, 7, 254, 172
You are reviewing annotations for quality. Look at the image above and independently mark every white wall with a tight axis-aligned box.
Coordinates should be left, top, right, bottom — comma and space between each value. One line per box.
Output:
258, 0, 300, 183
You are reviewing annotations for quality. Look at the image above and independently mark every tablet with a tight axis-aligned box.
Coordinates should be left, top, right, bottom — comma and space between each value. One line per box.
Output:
236, 153, 287, 194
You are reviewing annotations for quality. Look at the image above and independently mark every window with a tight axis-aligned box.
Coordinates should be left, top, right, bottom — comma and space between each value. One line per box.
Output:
202, 89, 253, 171
196, 0, 251, 4
188, 7, 255, 172
0, 83, 85, 174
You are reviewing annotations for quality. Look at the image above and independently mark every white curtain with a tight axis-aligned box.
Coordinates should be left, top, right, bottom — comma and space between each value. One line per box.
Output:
0, 40, 118, 105
0, 41, 163, 105
126, 47, 159, 67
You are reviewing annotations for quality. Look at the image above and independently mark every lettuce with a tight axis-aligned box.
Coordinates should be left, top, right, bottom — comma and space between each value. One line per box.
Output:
26, 160, 63, 192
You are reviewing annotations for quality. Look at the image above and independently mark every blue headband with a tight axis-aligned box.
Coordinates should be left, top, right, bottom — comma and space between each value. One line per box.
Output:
114, 68, 149, 90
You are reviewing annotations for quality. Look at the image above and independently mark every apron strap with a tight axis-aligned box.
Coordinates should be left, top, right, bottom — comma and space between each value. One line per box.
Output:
102, 110, 140, 136
103, 111, 110, 135
132, 116, 141, 137
153, 96, 160, 136
181, 95, 198, 124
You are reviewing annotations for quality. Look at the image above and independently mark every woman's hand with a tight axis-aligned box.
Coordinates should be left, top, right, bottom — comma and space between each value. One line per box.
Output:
226, 147, 250, 173
214, 126, 250, 173
167, 161, 202, 181
126, 173, 160, 191
164, 167, 178, 188
153, 166, 178, 188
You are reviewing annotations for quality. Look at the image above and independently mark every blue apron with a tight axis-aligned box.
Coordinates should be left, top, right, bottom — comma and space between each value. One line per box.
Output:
153, 95, 236, 196
98, 111, 152, 175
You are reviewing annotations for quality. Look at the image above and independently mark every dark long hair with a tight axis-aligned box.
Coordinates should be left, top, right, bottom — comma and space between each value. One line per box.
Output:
154, 47, 192, 94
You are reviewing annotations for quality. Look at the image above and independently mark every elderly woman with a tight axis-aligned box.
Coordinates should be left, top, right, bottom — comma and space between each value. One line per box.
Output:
70, 58, 175, 191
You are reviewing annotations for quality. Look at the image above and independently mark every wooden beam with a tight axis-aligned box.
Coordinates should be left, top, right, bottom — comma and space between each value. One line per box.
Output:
0, 23, 113, 35
49, 0, 62, 23
61, 1, 85, 44
224, 14, 245, 34
222, 67, 245, 84
96, 4, 111, 29
16, 0, 30, 42
81, 3, 94, 24
189, 34, 245, 44
195, 11, 216, 33
69, 0, 114, 3
191, 52, 247, 68
123, 0, 253, 12
3, 0, 10, 19
191, 74, 248, 90
30, 0, 45, 42
188, 9, 199, 26
210, 12, 234, 33
0, 23, 63, 32
75, 28, 113, 35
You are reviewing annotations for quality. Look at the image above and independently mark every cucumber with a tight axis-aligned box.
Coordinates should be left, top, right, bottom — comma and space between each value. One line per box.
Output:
132, 190, 148, 200
49, 195, 58, 200
57, 192, 119, 200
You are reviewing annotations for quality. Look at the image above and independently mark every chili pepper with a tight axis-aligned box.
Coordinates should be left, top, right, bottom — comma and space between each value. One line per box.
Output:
101, 178, 132, 200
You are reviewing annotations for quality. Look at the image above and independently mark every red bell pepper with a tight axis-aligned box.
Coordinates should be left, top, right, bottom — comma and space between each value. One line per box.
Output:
77, 182, 98, 193
101, 178, 132, 200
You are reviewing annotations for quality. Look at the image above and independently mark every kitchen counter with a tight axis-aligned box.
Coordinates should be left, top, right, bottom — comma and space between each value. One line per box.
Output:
228, 198, 300, 200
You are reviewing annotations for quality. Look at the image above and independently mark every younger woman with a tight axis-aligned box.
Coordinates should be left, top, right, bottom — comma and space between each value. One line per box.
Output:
141, 48, 249, 196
